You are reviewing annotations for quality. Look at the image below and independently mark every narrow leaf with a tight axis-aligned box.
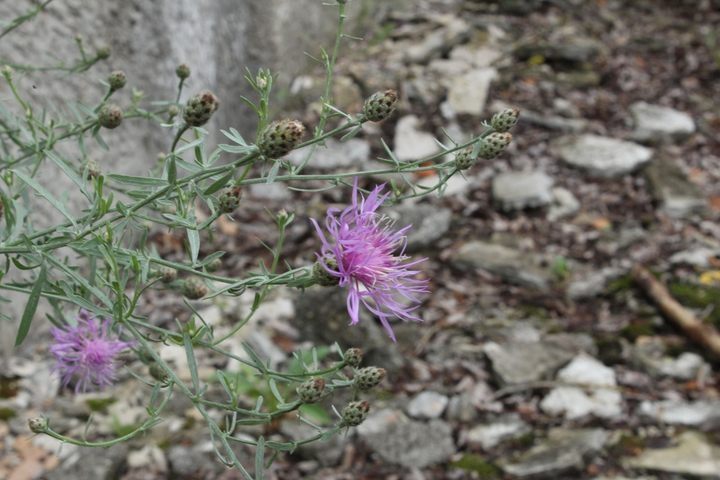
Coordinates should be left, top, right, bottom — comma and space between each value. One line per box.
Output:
15, 264, 46, 346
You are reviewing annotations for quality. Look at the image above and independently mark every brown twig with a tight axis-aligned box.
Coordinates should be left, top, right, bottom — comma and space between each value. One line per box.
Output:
632, 264, 720, 360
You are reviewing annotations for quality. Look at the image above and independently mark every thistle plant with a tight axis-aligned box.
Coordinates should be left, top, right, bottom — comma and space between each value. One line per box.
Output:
2, 1, 519, 477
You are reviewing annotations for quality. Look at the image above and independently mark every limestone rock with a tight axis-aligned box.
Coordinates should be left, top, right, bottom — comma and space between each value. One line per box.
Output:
554, 134, 653, 177
465, 414, 531, 450
500, 428, 609, 478
446, 68, 497, 115
406, 391, 449, 419
624, 431, 720, 477
388, 204, 452, 252
630, 102, 695, 143
393, 115, 441, 162
644, 154, 706, 218
541, 354, 622, 419
357, 408, 455, 468
492, 170, 554, 211
451, 241, 552, 290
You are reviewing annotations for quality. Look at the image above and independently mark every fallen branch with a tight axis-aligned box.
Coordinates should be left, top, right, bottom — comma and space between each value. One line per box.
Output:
632, 265, 720, 360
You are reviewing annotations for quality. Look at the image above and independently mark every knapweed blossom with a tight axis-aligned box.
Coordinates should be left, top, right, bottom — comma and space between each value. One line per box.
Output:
50, 310, 134, 392
312, 180, 429, 341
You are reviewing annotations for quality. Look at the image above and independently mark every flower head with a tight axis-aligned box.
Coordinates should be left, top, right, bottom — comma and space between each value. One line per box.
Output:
50, 310, 134, 392
311, 180, 428, 341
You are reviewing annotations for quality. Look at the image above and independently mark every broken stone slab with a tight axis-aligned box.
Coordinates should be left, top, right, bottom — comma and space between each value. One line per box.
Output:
357, 408, 455, 468
451, 241, 552, 290
446, 68, 497, 115
639, 399, 720, 430
644, 154, 706, 218
492, 170, 554, 211
286, 138, 371, 169
403, 18, 472, 64
387, 204, 452, 252
393, 115, 441, 161
484, 340, 576, 386
630, 102, 695, 144
554, 134, 653, 178
548, 187, 581, 221
465, 414, 531, 450
540, 354, 622, 419
624, 431, 720, 477
500, 428, 609, 478
406, 391, 450, 419
566, 266, 626, 300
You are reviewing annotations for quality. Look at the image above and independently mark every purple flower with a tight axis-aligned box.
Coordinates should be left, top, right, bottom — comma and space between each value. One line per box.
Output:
312, 180, 429, 341
50, 310, 134, 392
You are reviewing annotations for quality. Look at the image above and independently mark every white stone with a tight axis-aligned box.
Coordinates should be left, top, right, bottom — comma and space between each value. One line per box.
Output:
541, 354, 622, 419
548, 187, 580, 221
639, 399, 720, 428
446, 68, 497, 115
393, 115, 441, 161
287, 138, 371, 169
624, 431, 720, 476
407, 391, 450, 419
465, 415, 530, 449
554, 134, 653, 177
492, 170, 554, 211
630, 102, 695, 143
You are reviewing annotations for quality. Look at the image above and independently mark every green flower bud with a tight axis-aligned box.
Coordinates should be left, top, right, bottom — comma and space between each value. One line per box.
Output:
149, 362, 169, 383
157, 266, 177, 283
454, 145, 477, 170
96, 46, 111, 60
479, 132, 512, 159
85, 158, 101, 179
167, 105, 179, 118
341, 400, 370, 427
344, 348, 363, 368
108, 70, 127, 91
313, 258, 339, 286
257, 119, 305, 159
182, 277, 208, 300
206, 258, 222, 272
98, 103, 123, 129
490, 108, 520, 132
176, 64, 191, 80
218, 186, 242, 214
183, 90, 219, 127
354, 366, 386, 391
28, 417, 48, 434
296, 378, 326, 403
362, 89, 398, 122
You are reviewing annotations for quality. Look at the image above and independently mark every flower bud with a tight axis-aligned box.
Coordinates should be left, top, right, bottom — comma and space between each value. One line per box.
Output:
454, 146, 477, 170
296, 378, 326, 403
313, 258, 339, 286
1, 65, 13, 80
354, 366, 386, 391
257, 119, 305, 159
206, 258, 222, 272
176, 63, 191, 80
96, 46, 111, 60
218, 186, 242, 214
478, 132, 512, 159
28, 417, 48, 434
149, 362, 169, 383
183, 90, 219, 127
344, 348, 363, 368
341, 400, 370, 427
108, 70, 127, 91
182, 277, 208, 300
158, 266, 177, 283
167, 105, 179, 118
85, 158, 101, 179
362, 89, 398, 122
491, 108, 520, 132
98, 103, 123, 129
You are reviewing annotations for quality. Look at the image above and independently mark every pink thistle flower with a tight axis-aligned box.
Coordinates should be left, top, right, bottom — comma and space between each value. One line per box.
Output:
50, 310, 134, 392
311, 180, 429, 341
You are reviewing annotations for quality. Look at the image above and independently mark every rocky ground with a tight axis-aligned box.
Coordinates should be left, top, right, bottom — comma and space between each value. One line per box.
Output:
3, 0, 720, 479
